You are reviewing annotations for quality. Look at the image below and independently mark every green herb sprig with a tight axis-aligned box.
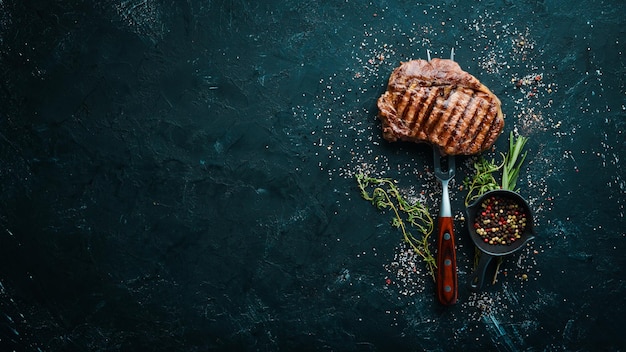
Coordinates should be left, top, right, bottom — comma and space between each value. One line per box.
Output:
463, 157, 502, 206
464, 132, 529, 206
356, 174, 436, 281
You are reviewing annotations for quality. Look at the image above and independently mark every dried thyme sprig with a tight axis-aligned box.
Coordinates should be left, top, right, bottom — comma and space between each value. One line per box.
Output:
356, 174, 436, 281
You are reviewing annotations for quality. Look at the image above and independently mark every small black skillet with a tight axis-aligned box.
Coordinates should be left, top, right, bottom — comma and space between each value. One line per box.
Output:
466, 190, 535, 291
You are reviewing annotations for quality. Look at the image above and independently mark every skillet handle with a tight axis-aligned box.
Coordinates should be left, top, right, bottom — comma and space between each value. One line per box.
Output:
436, 216, 458, 305
468, 250, 494, 292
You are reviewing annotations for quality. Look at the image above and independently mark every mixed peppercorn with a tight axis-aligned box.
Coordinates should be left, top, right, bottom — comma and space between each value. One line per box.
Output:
473, 195, 528, 245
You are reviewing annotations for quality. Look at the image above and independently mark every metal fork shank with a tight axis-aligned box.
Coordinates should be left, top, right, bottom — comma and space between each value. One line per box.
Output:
433, 148, 454, 217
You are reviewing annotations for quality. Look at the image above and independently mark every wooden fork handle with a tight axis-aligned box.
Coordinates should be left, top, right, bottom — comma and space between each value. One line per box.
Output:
436, 216, 458, 305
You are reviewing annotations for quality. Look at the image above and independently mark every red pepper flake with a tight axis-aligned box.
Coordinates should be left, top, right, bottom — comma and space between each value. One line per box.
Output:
385, 278, 391, 285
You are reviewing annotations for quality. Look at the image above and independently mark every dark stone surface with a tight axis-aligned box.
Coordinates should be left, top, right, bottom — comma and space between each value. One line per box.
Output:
0, 0, 624, 350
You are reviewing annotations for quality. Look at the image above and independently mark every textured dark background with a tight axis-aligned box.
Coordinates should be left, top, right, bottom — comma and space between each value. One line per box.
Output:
0, 0, 624, 351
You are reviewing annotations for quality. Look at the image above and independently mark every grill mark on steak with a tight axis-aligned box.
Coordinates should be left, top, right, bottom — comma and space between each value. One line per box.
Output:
406, 85, 430, 133
440, 90, 472, 150
479, 101, 500, 147
478, 100, 502, 150
420, 89, 441, 139
424, 87, 453, 140
480, 117, 499, 151
431, 90, 460, 145
456, 97, 483, 151
396, 86, 413, 124
414, 86, 440, 140
403, 88, 421, 132
446, 91, 478, 151
462, 95, 498, 152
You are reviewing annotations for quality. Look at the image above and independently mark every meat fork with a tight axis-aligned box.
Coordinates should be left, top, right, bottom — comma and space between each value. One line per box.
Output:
430, 48, 458, 306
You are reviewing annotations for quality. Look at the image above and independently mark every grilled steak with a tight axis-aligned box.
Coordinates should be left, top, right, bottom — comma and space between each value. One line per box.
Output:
377, 58, 504, 155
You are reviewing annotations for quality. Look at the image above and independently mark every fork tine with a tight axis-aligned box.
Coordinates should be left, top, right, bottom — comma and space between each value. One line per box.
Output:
433, 147, 455, 179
